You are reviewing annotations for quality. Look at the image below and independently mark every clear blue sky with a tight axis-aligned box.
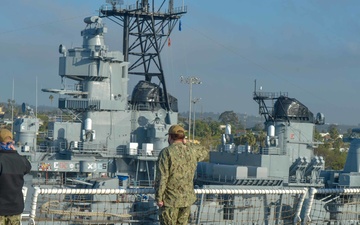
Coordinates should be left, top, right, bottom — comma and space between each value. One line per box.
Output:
1, 1, 360, 125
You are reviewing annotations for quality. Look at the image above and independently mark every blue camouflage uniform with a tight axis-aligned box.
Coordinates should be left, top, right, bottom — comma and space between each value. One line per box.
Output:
155, 142, 208, 225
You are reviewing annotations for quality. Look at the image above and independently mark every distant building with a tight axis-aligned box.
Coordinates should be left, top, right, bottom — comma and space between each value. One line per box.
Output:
319, 132, 343, 140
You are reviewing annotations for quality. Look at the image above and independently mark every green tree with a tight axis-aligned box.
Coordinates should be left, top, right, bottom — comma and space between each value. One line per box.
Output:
194, 120, 211, 138
313, 128, 323, 142
252, 123, 264, 132
207, 120, 221, 136
218, 111, 239, 127
37, 114, 50, 132
328, 124, 339, 140
333, 138, 343, 151
255, 130, 266, 148
234, 132, 256, 147
343, 128, 353, 139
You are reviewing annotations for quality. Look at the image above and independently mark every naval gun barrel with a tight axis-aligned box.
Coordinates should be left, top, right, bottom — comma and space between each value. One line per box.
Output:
66, 178, 93, 186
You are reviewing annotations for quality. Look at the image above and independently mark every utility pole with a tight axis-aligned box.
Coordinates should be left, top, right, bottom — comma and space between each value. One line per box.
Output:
192, 97, 201, 142
11, 79, 15, 133
180, 76, 201, 140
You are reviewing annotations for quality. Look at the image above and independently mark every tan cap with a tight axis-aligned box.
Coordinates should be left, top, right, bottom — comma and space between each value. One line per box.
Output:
0, 129, 13, 143
167, 124, 185, 135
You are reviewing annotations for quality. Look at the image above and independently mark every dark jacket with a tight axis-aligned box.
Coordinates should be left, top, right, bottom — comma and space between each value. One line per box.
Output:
0, 150, 32, 216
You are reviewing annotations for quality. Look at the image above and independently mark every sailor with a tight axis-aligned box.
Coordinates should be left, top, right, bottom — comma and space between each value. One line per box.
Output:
0, 129, 31, 225
155, 124, 209, 225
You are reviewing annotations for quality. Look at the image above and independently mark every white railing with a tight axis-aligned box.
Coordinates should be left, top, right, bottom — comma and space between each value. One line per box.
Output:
23, 187, 308, 225
22, 187, 360, 225
303, 187, 360, 225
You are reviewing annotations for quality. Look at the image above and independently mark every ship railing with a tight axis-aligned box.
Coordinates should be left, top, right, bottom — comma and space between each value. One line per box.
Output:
48, 115, 81, 123
303, 187, 360, 225
31, 178, 64, 186
129, 180, 155, 188
35, 146, 58, 154
23, 187, 307, 225
99, 3, 145, 12
253, 91, 289, 99
70, 142, 108, 153
37, 144, 48, 152
22, 187, 360, 225
260, 147, 286, 155
125, 148, 162, 157
169, 6, 187, 14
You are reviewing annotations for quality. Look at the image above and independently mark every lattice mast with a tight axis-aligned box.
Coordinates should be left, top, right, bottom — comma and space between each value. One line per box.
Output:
253, 79, 288, 122
100, 0, 187, 110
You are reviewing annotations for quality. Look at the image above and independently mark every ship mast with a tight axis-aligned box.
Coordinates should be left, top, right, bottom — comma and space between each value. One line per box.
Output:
100, 0, 187, 110
253, 80, 289, 122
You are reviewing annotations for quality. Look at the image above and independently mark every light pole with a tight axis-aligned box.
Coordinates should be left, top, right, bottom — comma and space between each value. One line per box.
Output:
11, 79, 15, 133
7, 99, 15, 133
192, 97, 201, 142
180, 76, 202, 140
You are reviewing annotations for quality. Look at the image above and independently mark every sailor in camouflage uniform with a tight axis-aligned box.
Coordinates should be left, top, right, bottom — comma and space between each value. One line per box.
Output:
155, 124, 208, 225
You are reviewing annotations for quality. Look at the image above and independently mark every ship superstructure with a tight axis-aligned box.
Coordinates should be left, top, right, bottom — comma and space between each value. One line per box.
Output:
196, 88, 326, 188
15, 0, 185, 185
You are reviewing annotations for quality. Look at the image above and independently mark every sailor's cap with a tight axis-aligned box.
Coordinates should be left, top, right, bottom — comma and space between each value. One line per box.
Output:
0, 129, 13, 143
166, 124, 185, 135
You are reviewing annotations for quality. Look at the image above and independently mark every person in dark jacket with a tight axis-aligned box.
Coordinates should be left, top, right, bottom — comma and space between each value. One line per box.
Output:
155, 125, 209, 225
0, 129, 32, 225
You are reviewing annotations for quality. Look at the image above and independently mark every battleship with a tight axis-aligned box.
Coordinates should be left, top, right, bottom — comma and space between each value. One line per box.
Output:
10, 1, 360, 225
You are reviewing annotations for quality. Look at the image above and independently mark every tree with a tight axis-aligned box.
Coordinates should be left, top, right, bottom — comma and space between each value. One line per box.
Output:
234, 132, 256, 147
194, 120, 211, 138
7, 99, 16, 114
207, 120, 221, 136
314, 125, 348, 170
252, 123, 264, 132
313, 128, 323, 142
218, 111, 239, 126
37, 114, 50, 132
328, 124, 339, 140
333, 138, 343, 151
255, 130, 266, 148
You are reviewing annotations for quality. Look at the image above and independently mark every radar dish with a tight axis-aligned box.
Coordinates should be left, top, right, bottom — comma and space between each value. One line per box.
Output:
156, 109, 166, 121
315, 112, 325, 125
138, 116, 148, 127
59, 44, 66, 54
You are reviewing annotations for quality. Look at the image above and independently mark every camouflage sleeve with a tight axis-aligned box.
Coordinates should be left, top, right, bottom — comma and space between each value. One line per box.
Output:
186, 143, 209, 162
154, 148, 169, 203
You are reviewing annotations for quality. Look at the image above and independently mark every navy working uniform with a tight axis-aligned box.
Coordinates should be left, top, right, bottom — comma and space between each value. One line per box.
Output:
155, 125, 208, 225
0, 129, 32, 225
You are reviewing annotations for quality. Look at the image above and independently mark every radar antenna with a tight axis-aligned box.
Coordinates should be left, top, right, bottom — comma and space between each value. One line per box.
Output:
100, 0, 187, 111
253, 80, 288, 122
21, 103, 35, 118
106, 0, 124, 9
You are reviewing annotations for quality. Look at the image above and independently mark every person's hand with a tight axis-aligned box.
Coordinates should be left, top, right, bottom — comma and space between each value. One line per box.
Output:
157, 201, 164, 207
182, 139, 187, 145
9, 142, 15, 150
